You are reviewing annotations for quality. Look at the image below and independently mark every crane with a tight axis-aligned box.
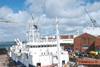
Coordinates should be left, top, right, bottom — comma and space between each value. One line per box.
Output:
84, 8, 97, 27
0, 17, 15, 23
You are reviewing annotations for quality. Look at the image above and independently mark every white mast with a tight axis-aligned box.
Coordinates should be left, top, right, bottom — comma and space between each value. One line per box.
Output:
56, 17, 61, 67
27, 14, 40, 43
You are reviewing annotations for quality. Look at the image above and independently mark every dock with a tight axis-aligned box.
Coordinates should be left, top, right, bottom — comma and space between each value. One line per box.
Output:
0, 48, 16, 67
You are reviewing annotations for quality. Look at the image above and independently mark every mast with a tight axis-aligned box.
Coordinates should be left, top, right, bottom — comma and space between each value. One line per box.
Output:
28, 22, 33, 42
56, 17, 61, 67
28, 15, 39, 42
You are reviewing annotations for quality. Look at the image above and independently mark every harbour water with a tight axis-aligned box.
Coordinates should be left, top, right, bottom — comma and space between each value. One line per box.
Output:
0, 42, 15, 49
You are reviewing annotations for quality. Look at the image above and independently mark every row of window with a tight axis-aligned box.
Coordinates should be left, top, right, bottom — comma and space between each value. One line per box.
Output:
27, 45, 56, 48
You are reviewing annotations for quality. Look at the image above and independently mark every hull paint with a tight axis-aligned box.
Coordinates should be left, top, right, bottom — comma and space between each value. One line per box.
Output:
29, 64, 35, 67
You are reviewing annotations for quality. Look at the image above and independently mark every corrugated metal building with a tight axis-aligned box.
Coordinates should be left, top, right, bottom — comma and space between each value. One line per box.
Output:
95, 36, 100, 49
74, 33, 96, 52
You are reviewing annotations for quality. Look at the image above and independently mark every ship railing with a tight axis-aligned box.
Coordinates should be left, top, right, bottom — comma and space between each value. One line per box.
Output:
39, 38, 56, 41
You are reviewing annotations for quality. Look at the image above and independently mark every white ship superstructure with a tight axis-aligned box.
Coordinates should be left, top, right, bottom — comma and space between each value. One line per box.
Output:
9, 19, 69, 67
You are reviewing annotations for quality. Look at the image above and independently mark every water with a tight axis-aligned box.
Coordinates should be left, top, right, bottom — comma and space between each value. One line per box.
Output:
0, 41, 16, 49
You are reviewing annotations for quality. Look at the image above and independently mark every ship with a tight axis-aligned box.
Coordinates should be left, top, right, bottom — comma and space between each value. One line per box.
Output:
9, 18, 69, 67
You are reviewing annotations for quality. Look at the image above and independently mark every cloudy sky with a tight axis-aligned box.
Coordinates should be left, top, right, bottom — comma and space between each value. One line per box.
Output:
0, 0, 100, 42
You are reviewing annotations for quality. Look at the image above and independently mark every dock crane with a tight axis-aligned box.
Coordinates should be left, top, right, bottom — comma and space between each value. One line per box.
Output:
84, 8, 97, 27
84, 8, 100, 58
0, 17, 15, 23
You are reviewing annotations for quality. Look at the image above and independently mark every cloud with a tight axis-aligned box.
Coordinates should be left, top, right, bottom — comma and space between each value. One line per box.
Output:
24, 0, 85, 35
0, 6, 29, 41
0, 6, 13, 19
0, 0, 100, 41
25, 0, 84, 18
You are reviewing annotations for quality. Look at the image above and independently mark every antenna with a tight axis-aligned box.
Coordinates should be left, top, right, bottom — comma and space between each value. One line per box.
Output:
84, 8, 96, 27
30, 13, 39, 30
31, 13, 34, 22
42, 0, 46, 14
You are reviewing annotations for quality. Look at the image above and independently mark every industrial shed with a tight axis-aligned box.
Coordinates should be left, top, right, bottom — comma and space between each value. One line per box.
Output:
74, 33, 96, 52
95, 36, 100, 49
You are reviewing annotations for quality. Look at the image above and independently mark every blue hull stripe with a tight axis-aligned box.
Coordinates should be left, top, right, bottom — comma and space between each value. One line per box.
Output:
11, 60, 35, 67
11, 60, 26, 67
17, 61, 26, 67
29, 64, 35, 67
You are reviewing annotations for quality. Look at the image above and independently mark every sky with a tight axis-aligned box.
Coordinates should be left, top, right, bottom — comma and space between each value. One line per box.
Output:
0, 0, 100, 42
